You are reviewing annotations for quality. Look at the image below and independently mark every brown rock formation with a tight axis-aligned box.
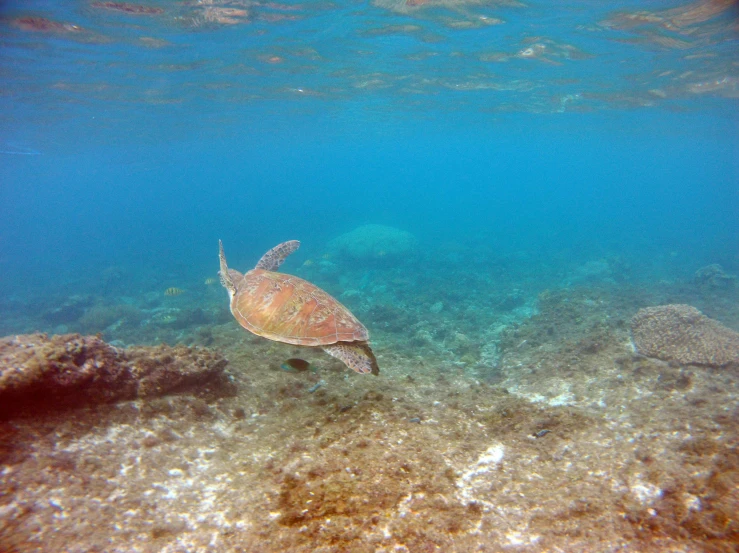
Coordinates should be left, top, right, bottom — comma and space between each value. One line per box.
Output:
0, 334, 230, 418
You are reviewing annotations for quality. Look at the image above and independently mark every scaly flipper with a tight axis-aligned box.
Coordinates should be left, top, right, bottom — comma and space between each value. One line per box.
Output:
218, 240, 235, 298
256, 240, 301, 271
323, 341, 379, 375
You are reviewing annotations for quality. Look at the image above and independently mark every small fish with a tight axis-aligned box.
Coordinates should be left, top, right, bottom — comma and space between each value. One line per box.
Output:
159, 314, 177, 323
321, 253, 331, 260
308, 381, 324, 393
204, 277, 218, 286
302, 259, 314, 267
281, 358, 315, 372
164, 287, 185, 296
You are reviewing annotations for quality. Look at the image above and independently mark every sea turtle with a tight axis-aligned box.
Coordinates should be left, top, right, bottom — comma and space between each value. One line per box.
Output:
219, 240, 379, 375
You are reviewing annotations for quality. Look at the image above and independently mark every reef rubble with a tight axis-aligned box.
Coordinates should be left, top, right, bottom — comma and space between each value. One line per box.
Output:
0, 284, 738, 552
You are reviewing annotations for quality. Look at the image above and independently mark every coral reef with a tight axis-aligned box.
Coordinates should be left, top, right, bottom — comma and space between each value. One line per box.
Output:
0, 333, 231, 418
694, 264, 737, 290
1, 252, 739, 552
327, 224, 418, 263
1, 293, 738, 552
631, 304, 739, 367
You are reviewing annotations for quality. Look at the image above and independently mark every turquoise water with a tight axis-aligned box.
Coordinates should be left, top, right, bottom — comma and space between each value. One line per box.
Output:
0, 0, 737, 330
2, 3, 739, 551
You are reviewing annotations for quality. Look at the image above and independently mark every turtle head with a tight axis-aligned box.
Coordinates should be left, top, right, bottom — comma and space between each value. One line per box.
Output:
218, 240, 236, 300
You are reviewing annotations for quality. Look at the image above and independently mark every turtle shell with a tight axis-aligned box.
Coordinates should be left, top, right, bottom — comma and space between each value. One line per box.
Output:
230, 269, 369, 346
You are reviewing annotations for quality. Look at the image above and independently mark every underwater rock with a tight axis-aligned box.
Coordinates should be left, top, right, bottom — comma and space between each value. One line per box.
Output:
631, 305, 739, 368
78, 303, 144, 334
100, 265, 128, 294
327, 224, 418, 263
568, 259, 614, 285
168, 307, 210, 330
479, 341, 500, 368
694, 264, 737, 290
41, 295, 92, 325
0, 333, 229, 418
317, 259, 339, 276
496, 291, 525, 311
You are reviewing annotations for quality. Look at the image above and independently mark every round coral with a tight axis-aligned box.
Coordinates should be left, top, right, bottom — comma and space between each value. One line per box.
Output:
631, 305, 739, 367
327, 224, 418, 262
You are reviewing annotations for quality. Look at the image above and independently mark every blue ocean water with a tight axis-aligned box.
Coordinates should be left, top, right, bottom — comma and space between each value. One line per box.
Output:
1, 1, 737, 314
3, 2, 739, 551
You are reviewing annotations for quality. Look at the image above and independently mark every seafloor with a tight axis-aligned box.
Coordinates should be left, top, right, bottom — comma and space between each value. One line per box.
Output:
1, 234, 738, 553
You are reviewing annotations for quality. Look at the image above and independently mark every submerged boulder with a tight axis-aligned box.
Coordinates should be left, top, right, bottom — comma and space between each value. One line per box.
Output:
327, 224, 417, 263
0, 333, 230, 418
694, 264, 737, 290
630, 305, 739, 368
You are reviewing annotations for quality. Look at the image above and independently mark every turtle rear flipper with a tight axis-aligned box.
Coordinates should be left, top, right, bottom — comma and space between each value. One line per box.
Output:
256, 240, 300, 271
219, 240, 236, 298
323, 342, 379, 375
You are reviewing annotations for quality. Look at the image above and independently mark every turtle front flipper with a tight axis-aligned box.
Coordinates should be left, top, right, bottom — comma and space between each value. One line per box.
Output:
256, 240, 301, 271
323, 341, 379, 375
